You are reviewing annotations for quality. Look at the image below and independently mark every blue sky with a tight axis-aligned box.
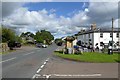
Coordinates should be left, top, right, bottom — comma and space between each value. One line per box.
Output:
23, 2, 89, 17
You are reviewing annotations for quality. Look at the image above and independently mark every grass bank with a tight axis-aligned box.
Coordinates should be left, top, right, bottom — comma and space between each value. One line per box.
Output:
54, 52, 120, 63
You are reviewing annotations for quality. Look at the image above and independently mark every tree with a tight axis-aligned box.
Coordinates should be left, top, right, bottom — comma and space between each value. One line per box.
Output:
20, 32, 35, 44
2, 27, 16, 42
2, 27, 22, 50
34, 30, 54, 44
15, 36, 22, 43
34, 31, 43, 43
20, 33, 25, 37
20, 32, 34, 38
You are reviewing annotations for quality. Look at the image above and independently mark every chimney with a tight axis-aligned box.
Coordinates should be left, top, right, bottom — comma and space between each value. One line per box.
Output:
80, 29, 85, 32
91, 23, 96, 30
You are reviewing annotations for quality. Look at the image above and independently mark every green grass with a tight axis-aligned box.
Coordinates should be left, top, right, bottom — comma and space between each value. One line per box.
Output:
54, 52, 120, 63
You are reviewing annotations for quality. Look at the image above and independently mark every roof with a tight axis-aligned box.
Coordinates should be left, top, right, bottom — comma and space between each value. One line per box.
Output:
77, 28, 120, 35
65, 36, 75, 41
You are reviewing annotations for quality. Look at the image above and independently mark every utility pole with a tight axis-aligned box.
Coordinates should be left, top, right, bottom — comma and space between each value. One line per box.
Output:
112, 18, 114, 54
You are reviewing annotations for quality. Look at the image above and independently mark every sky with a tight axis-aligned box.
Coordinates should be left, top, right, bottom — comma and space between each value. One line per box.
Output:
1, 2, 119, 38
23, 2, 89, 17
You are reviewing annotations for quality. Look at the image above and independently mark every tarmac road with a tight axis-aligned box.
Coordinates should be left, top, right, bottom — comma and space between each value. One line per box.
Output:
1, 44, 119, 80
35, 55, 119, 79
2, 43, 57, 78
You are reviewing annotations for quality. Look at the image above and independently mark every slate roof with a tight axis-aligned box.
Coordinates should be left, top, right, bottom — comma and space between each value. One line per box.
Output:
77, 28, 120, 35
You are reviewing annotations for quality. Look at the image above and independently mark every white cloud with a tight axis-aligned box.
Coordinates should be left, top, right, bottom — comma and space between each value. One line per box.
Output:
84, 8, 89, 12
87, 2, 118, 25
2, 2, 119, 38
71, 11, 89, 26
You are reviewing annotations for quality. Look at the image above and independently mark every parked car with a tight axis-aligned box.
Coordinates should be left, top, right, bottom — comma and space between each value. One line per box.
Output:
36, 43, 48, 48
15, 42, 21, 48
36, 43, 43, 48
8, 41, 21, 50
42, 44, 48, 48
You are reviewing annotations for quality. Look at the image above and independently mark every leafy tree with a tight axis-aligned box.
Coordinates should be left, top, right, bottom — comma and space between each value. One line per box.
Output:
2, 27, 22, 50
20, 32, 34, 38
2, 27, 16, 42
15, 36, 22, 43
34, 30, 54, 44
34, 31, 43, 43
20, 33, 25, 37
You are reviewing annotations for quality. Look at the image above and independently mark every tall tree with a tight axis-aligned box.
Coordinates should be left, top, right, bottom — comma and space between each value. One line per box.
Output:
34, 30, 54, 44
2, 27, 16, 42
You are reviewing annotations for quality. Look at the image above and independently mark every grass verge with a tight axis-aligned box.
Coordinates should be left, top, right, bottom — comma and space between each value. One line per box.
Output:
54, 52, 120, 63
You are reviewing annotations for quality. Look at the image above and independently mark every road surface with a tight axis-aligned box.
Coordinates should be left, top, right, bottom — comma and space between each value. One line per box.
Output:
2, 43, 57, 78
1, 44, 119, 80
35, 56, 118, 79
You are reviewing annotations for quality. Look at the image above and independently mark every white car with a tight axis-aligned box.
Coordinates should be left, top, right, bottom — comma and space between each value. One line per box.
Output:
42, 44, 48, 48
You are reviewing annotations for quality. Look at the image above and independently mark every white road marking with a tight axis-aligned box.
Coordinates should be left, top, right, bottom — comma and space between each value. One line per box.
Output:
23, 52, 34, 56
33, 73, 101, 79
43, 62, 47, 65
36, 69, 42, 73
53, 74, 102, 77
32, 57, 102, 79
43, 74, 51, 79
40, 65, 44, 69
32, 74, 41, 79
46, 58, 49, 62
32, 74, 36, 79
32, 58, 50, 79
0, 57, 16, 63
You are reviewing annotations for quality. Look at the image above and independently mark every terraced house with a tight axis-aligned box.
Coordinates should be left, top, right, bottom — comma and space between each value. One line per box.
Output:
76, 24, 120, 50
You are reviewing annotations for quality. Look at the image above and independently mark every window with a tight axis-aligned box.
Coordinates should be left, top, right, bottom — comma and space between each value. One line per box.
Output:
89, 39, 91, 41
90, 43, 92, 45
116, 33, 119, 38
100, 42, 104, 46
95, 43, 98, 46
117, 42, 119, 46
110, 33, 112, 38
100, 33, 103, 38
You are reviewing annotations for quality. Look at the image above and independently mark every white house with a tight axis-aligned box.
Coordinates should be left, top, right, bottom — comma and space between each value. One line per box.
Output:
77, 25, 120, 50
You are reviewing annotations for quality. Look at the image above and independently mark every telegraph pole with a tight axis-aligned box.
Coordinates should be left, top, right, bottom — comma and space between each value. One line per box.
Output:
112, 18, 114, 54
